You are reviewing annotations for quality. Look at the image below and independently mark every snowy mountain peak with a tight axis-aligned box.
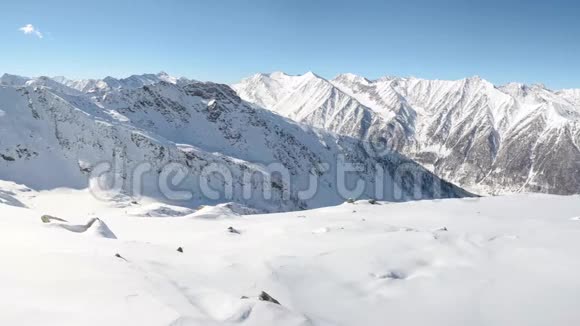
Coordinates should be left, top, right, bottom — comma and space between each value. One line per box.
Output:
501, 81, 527, 89
155, 71, 179, 84
264, 71, 324, 81
0, 73, 31, 86
461, 75, 496, 90
465, 75, 483, 81
530, 83, 549, 90
47, 72, 189, 94
267, 71, 289, 78
333, 73, 371, 85
303, 71, 321, 79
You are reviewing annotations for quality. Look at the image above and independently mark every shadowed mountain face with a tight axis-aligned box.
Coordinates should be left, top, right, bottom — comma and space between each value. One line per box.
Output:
0, 73, 468, 212
234, 72, 580, 195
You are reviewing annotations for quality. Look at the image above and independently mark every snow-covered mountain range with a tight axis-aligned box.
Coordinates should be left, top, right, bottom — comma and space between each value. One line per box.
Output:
234, 72, 580, 195
0, 72, 467, 212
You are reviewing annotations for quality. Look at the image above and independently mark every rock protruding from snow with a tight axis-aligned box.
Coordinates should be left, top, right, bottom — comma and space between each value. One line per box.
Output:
258, 291, 281, 305
41, 215, 68, 223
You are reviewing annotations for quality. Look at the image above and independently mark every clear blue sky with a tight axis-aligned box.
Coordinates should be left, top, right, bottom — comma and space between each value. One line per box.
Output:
1, 0, 579, 89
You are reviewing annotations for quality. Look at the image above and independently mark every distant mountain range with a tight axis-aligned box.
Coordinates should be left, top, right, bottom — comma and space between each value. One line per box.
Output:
0, 72, 466, 212
234, 72, 580, 195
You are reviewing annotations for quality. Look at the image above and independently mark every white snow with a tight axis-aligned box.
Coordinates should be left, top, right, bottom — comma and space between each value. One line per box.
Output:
46, 217, 118, 239
127, 203, 195, 218
1, 181, 580, 326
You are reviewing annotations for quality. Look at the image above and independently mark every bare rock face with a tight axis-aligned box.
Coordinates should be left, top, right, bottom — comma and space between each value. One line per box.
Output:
234, 73, 580, 195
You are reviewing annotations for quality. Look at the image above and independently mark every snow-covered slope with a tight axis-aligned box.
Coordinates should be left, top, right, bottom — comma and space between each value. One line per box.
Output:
234, 72, 580, 195
0, 73, 467, 212
1, 183, 579, 326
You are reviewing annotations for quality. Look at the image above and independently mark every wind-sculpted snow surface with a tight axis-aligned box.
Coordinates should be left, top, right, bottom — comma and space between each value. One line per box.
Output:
0, 73, 467, 212
46, 217, 118, 239
234, 72, 580, 195
1, 186, 580, 326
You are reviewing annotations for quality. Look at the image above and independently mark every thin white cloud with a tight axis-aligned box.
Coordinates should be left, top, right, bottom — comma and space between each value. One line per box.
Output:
18, 24, 43, 39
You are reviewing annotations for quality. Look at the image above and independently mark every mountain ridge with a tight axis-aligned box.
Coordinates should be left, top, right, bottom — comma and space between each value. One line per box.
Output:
0, 72, 468, 212
233, 71, 580, 195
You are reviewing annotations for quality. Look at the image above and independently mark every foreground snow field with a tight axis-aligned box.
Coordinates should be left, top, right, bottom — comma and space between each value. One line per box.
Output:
1, 183, 580, 325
